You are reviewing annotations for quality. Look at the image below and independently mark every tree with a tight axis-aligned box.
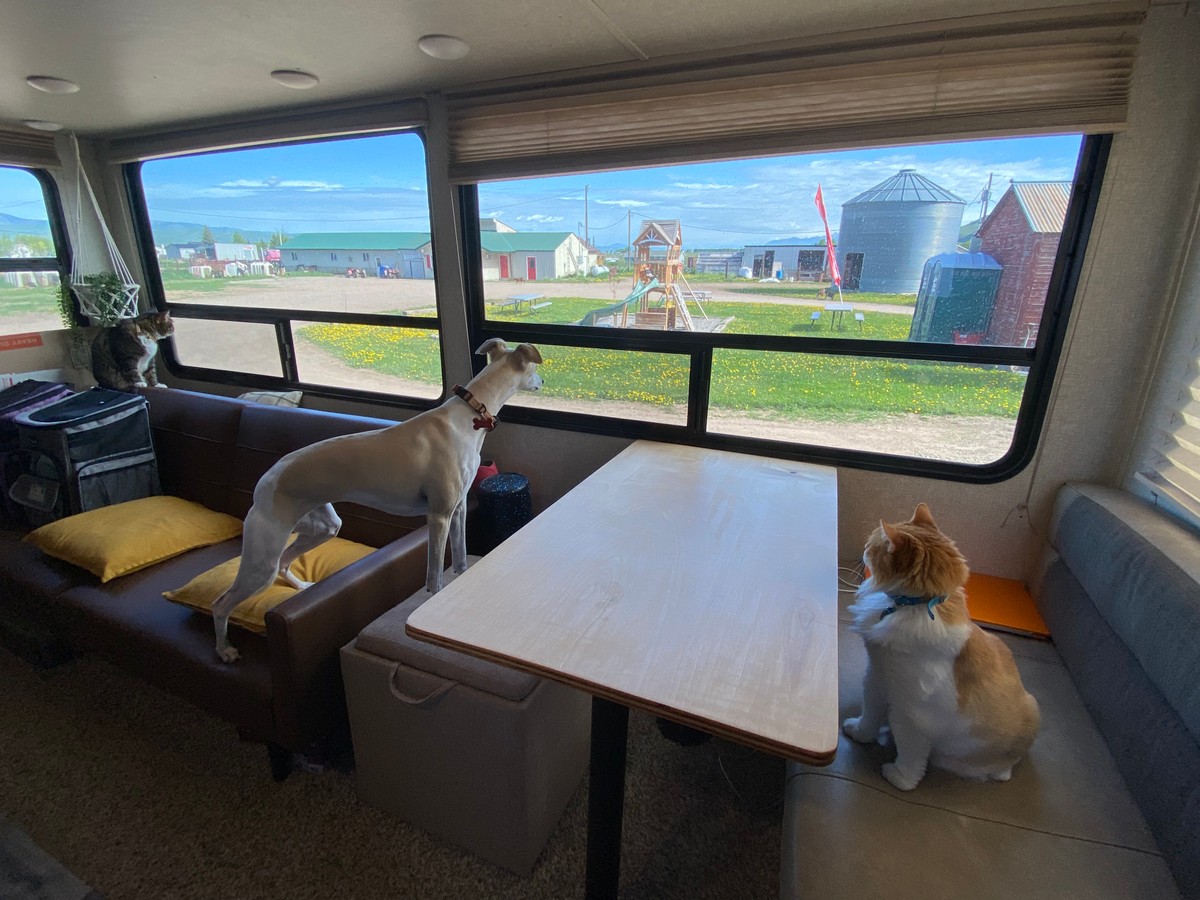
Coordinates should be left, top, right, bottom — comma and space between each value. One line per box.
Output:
231, 230, 246, 243
201, 225, 215, 243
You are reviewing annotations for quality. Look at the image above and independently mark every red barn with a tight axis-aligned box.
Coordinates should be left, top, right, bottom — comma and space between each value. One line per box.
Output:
976, 181, 1071, 347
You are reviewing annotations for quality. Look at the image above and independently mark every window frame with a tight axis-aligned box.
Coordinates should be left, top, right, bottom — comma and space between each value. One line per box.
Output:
0, 165, 73, 324
124, 128, 446, 410
459, 134, 1112, 484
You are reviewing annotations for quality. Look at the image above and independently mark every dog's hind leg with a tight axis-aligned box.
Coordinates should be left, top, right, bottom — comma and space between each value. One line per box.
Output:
449, 491, 469, 575
277, 503, 341, 590
424, 508, 452, 595
213, 508, 293, 662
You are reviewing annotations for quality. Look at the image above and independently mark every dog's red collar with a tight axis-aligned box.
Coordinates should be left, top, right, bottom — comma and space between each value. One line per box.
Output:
452, 384, 497, 431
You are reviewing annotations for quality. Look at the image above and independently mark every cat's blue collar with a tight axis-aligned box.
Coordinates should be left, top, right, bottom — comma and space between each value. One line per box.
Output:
880, 593, 947, 621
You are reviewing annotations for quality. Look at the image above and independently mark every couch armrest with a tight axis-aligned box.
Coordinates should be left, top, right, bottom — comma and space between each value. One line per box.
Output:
263, 526, 431, 748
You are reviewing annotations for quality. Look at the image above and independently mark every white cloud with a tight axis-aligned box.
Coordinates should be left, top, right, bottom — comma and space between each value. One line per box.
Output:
216, 178, 343, 192
520, 213, 564, 224
280, 180, 343, 191
673, 182, 734, 190
595, 199, 649, 207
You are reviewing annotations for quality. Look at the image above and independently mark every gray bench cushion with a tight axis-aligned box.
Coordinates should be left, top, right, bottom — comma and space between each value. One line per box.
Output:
1052, 483, 1200, 744
1038, 554, 1200, 900
781, 616, 1179, 899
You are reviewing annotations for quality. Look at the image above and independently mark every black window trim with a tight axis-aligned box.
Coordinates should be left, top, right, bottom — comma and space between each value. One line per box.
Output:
459, 133, 1111, 485
0, 164, 72, 287
123, 128, 447, 412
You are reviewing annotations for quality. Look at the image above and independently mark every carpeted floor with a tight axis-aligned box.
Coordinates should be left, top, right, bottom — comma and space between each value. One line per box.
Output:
0, 645, 786, 899
0, 814, 101, 900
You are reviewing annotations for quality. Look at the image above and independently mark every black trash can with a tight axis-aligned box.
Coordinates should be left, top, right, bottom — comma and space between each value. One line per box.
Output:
475, 472, 533, 554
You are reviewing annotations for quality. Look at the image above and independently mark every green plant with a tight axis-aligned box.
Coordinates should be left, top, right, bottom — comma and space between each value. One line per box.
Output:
56, 279, 91, 369
57, 281, 80, 329
74, 271, 134, 326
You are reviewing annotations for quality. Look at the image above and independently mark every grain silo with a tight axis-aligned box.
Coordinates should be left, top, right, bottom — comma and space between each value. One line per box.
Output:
836, 170, 966, 293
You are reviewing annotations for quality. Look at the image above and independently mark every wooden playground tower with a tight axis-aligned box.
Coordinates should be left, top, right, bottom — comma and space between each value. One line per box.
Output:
624, 219, 694, 330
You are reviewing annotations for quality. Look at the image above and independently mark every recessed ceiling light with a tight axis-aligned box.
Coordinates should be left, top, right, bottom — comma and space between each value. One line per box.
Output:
26, 75, 80, 94
22, 120, 63, 132
417, 34, 470, 60
270, 69, 320, 89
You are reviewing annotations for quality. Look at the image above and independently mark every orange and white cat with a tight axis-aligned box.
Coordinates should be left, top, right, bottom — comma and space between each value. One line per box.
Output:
842, 503, 1040, 791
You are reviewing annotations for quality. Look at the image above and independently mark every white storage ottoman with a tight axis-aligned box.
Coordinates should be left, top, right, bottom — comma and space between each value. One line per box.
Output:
340, 569, 591, 875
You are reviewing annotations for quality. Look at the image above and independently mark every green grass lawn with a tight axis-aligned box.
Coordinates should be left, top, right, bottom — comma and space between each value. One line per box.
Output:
723, 284, 918, 307
300, 297, 1025, 419
0, 282, 63, 317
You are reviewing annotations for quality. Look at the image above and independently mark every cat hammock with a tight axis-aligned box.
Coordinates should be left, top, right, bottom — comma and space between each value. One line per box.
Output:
66, 133, 140, 326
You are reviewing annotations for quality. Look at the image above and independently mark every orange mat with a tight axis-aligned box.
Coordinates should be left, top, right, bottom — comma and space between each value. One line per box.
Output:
966, 573, 1050, 639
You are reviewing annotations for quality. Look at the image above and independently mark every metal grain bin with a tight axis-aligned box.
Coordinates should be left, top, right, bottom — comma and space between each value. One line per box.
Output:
836, 170, 966, 293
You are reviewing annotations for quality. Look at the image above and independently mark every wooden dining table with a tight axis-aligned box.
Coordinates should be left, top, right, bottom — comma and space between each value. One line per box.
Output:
407, 439, 839, 898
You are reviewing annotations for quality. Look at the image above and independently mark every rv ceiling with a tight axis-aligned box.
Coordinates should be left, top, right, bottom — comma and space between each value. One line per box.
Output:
1, 0, 1111, 138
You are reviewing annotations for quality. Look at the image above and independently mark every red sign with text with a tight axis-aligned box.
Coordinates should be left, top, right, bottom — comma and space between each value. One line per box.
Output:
0, 333, 45, 352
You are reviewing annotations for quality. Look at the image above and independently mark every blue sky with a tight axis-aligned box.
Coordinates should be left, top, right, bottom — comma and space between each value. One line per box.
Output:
7, 132, 1085, 249
0, 166, 52, 223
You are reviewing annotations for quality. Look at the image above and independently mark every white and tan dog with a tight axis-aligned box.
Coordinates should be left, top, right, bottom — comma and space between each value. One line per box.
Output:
211, 338, 543, 662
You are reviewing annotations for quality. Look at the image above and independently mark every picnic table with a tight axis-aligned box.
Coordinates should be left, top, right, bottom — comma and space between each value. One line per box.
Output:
496, 293, 550, 312
824, 302, 853, 330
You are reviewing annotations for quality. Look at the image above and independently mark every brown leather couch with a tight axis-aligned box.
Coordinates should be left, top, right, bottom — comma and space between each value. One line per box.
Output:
0, 388, 434, 779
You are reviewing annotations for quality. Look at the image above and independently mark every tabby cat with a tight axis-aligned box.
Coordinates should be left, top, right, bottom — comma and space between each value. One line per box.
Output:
843, 503, 1040, 790
90, 310, 174, 392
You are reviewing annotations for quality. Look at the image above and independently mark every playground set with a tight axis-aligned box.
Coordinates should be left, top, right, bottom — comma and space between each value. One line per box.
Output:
577, 220, 733, 332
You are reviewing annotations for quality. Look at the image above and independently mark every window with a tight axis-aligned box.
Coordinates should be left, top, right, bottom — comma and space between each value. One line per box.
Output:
0, 165, 69, 337
132, 131, 442, 400
1130, 200, 1200, 529
463, 134, 1106, 479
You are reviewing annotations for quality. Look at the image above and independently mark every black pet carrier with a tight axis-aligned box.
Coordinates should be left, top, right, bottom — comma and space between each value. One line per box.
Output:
8, 387, 160, 526
0, 379, 75, 526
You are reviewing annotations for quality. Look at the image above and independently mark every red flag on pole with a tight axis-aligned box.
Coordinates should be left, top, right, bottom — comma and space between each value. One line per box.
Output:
814, 184, 841, 286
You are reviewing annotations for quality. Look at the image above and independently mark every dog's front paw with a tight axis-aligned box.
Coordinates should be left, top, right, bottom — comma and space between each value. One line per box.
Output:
881, 762, 922, 791
842, 716, 878, 744
217, 644, 241, 663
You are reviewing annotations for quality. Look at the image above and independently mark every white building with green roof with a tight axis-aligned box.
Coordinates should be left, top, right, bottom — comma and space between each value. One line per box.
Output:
280, 232, 433, 277
280, 229, 594, 280
479, 231, 593, 281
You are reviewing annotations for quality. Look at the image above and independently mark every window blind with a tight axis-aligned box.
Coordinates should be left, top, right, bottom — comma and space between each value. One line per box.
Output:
1133, 183, 1200, 527
0, 128, 59, 169
1135, 351, 1200, 525
105, 98, 428, 164
445, 3, 1144, 182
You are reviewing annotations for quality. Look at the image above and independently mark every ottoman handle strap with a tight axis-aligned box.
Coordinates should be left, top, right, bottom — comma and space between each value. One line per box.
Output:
389, 669, 456, 708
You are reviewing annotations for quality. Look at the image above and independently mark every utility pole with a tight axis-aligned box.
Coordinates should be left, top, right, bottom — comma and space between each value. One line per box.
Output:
627, 210, 632, 272
584, 184, 589, 248
979, 173, 993, 222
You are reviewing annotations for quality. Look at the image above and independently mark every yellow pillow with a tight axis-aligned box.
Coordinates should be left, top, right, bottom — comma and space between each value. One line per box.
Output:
23, 496, 244, 583
163, 537, 377, 633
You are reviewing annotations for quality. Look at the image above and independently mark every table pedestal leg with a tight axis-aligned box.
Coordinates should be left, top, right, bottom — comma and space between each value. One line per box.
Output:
586, 696, 629, 900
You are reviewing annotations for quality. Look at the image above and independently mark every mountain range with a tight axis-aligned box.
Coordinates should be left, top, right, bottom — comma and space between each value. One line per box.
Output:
3, 212, 822, 250
1, 212, 274, 246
